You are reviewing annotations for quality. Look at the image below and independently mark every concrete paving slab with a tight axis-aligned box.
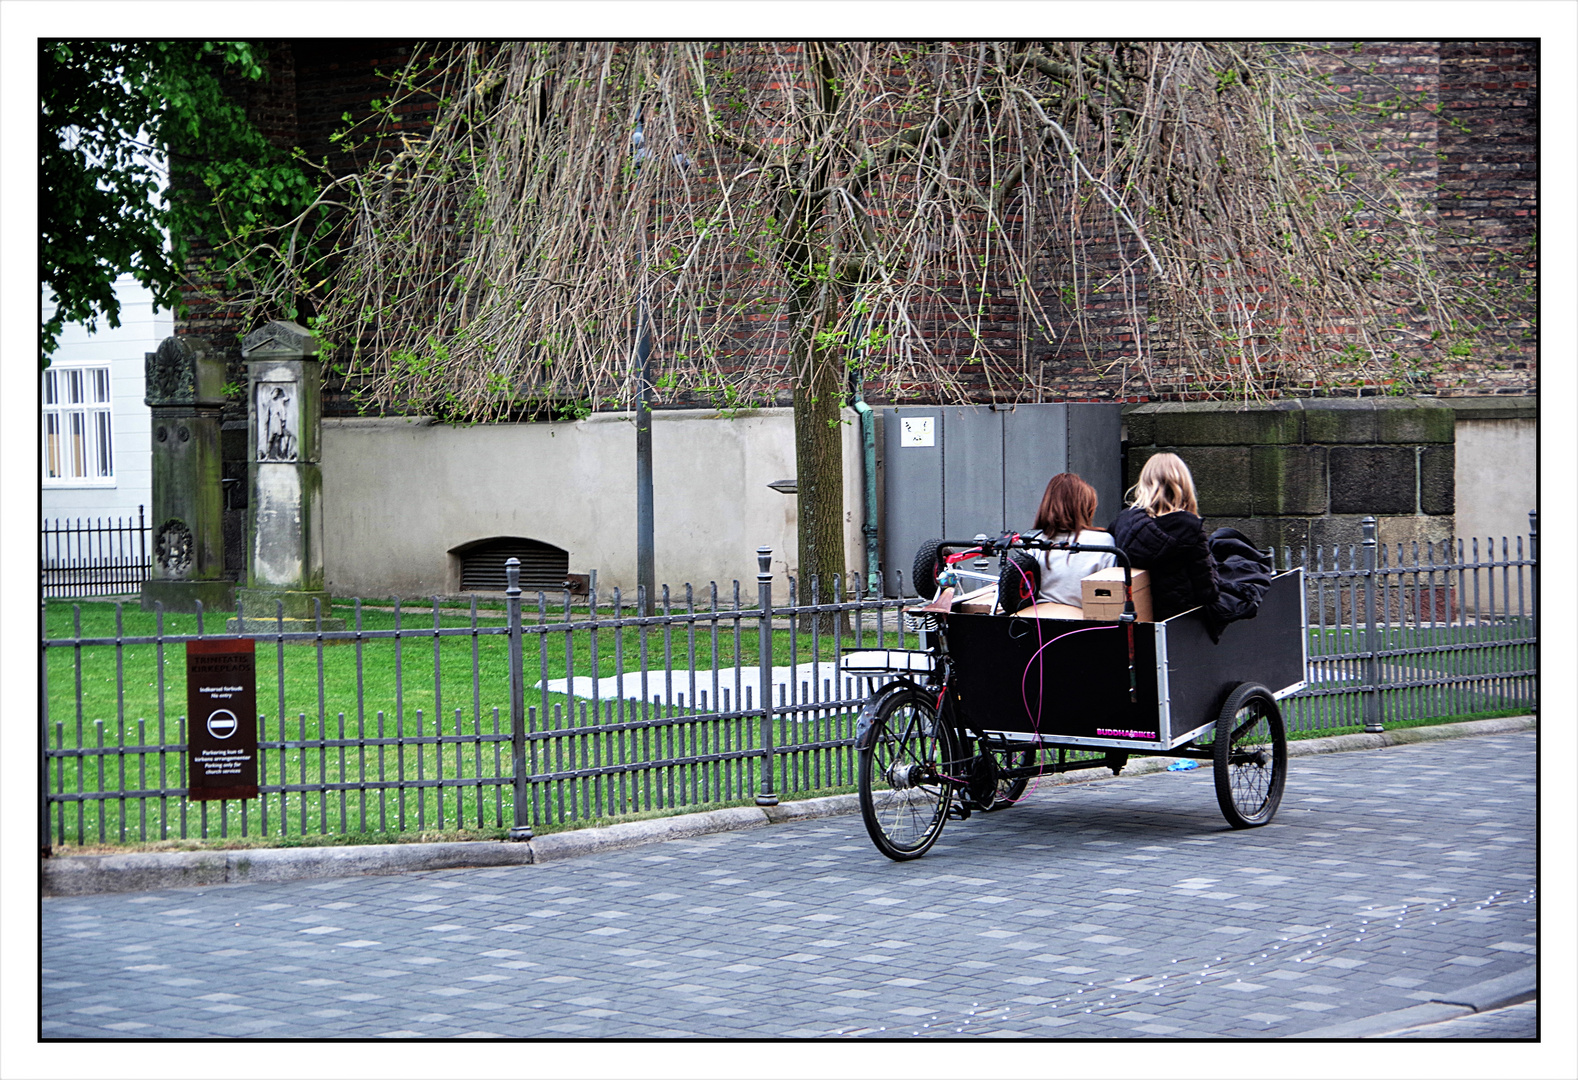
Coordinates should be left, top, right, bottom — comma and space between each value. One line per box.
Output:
1433, 965, 1539, 1011
1387, 999, 1539, 1039
1290, 964, 1537, 1038
527, 806, 768, 862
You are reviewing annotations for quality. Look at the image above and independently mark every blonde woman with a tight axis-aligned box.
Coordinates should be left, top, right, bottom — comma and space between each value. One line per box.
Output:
1109, 452, 1220, 620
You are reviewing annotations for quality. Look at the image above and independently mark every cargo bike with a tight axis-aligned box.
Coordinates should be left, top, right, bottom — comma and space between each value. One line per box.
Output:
842, 534, 1307, 861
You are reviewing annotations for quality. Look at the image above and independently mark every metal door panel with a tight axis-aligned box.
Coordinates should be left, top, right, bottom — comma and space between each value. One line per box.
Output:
881, 407, 943, 596
879, 403, 1121, 597
941, 406, 1005, 539
1068, 404, 1125, 527
1001, 404, 1069, 532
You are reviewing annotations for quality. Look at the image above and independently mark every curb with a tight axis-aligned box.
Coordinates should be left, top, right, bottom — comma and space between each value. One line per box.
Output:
40, 717, 1533, 897
1289, 966, 1537, 1038
1281, 714, 1534, 758
39, 796, 861, 897
40, 841, 537, 897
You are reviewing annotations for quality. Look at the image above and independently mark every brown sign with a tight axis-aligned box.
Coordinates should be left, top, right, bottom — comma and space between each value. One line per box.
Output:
186, 639, 259, 801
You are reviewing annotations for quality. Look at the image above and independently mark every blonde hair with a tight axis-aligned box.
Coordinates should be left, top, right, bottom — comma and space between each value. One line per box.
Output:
1129, 452, 1199, 517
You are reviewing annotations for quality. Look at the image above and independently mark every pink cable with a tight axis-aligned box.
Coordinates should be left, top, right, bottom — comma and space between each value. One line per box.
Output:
938, 552, 1117, 807
1006, 607, 1117, 805
1005, 561, 1048, 804
1020, 623, 1118, 715
997, 559, 1113, 805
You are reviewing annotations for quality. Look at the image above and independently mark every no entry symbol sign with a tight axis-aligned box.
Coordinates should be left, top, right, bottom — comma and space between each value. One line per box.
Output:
186, 639, 258, 801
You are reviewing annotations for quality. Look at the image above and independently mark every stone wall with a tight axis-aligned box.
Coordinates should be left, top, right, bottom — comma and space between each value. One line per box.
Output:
312, 397, 1529, 597
1446, 397, 1537, 545
319, 408, 864, 598
1123, 398, 1460, 555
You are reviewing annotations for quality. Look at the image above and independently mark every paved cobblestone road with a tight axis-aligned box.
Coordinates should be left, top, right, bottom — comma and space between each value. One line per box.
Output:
42, 732, 1537, 1039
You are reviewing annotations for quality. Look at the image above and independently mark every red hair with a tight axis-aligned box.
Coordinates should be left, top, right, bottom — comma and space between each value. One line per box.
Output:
1033, 473, 1100, 537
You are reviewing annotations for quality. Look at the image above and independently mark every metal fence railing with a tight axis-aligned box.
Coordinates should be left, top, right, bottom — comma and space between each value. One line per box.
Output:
1282, 513, 1537, 737
40, 548, 916, 850
40, 516, 1536, 851
41, 505, 150, 599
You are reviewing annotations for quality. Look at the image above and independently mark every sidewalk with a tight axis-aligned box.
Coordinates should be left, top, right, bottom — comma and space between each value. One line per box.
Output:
41, 727, 1538, 1040
41, 715, 1535, 897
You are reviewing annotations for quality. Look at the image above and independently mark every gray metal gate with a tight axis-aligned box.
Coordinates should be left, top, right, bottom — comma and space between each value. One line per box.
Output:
879, 403, 1122, 597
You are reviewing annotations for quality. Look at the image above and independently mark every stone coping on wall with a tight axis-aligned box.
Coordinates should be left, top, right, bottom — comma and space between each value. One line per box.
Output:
322, 415, 438, 429
320, 407, 795, 429
321, 407, 807, 428
312, 398, 1539, 432
1122, 396, 1535, 440
1121, 396, 1457, 448
1439, 396, 1537, 421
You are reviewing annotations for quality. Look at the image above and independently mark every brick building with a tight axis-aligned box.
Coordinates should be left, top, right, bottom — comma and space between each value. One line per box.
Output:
177, 40, 1538, 416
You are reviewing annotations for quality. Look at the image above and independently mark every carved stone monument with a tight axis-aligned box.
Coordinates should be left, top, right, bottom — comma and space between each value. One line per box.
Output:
140, 336, 235, 613
229, 321, 344, 632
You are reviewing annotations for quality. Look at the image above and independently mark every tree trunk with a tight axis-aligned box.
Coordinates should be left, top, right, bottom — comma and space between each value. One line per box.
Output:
790, 282, 848, 630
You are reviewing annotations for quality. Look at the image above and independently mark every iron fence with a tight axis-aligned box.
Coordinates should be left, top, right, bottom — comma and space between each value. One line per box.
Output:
1281, 514, 1538, 737
40, 549, 915, 850
40, 517, 1536, 850
41, 505, 150, 598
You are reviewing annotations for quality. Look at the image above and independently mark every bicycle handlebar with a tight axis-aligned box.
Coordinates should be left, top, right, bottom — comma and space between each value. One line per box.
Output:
935, 533, 1138, 628
935, 533, 1132, 572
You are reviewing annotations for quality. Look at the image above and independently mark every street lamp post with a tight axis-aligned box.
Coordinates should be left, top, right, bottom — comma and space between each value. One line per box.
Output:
632, 118, 655, 615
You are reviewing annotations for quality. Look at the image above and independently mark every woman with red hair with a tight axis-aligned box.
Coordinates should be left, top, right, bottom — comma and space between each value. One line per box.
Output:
1006, 472, 1116, 610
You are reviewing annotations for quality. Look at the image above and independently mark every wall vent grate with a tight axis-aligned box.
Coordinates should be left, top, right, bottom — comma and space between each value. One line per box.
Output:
458, 538, 569, 592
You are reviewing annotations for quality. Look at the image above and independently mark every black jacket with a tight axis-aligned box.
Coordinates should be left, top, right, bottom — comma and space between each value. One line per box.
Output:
1109, 507, 1220, 621
1208, 528, 1274, 623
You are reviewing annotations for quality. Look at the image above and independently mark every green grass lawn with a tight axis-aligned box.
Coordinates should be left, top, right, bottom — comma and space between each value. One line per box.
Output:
43, 598, 908, 846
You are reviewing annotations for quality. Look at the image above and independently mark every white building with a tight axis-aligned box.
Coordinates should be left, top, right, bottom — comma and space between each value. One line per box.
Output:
41, 276, 169, 523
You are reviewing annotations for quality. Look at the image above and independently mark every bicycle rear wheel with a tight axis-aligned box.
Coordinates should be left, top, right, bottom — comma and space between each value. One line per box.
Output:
858, 686, 957, 860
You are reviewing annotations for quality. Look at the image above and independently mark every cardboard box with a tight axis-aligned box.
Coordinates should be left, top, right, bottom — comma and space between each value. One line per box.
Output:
1018, 600, 1087, 621
1081, 567, 1152, 622
954, 584, 999, 614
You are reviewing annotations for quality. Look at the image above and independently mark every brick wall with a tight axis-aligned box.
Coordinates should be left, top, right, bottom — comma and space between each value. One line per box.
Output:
1434, 41, 1538, 394
179, 41, 449, 420
175, 40, 1537, 415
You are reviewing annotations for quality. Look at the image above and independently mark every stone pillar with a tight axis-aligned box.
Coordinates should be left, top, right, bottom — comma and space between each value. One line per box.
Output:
230, 321, 345, 632
140, 336, 235, 613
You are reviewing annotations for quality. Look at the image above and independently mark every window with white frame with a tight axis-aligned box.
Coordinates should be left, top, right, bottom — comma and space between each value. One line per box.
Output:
42, 365, 115, 484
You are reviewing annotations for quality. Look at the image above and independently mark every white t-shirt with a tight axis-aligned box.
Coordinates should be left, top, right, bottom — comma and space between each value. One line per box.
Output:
1032, 529, 1117, 607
